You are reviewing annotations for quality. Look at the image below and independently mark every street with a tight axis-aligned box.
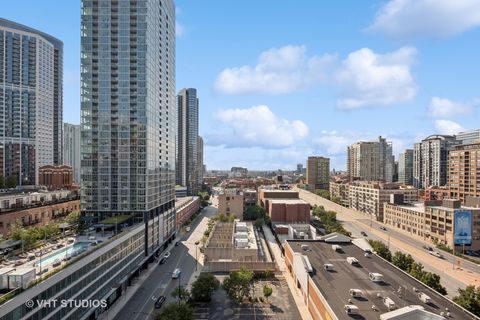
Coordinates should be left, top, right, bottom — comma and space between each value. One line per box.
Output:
296, 188, 480, 297
114, 205, 217, 320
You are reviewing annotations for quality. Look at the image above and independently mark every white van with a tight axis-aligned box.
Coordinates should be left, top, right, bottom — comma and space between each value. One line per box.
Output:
346, 257, 359, 265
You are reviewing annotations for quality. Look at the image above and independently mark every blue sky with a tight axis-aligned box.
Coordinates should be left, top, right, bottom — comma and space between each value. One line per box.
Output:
3, 0, 480, 170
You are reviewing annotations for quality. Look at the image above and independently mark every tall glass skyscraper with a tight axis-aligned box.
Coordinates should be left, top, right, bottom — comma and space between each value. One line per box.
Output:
0, 18, 63, 186
81, 0, 176, 247
176, 88, 199, 196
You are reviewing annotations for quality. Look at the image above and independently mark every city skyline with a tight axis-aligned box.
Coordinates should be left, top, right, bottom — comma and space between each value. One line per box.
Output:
1, 0, 480, 171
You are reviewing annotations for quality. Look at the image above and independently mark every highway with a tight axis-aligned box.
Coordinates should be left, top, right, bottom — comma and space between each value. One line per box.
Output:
114, 205, 217, 320
297, 188, 480, 297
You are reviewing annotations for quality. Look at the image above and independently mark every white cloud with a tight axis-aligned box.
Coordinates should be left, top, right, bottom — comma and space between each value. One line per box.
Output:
214, 45, 335, 94
335, 47, 417, 109
176, 22, 185, 37
214, 45, 417, 109
434, 120, 466, 135
212, 105, 309, 148
368, 0, 480, 39
428, 97, 478, 117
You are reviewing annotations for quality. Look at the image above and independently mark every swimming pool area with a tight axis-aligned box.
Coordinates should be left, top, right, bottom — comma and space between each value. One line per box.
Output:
36, 242, 91, 267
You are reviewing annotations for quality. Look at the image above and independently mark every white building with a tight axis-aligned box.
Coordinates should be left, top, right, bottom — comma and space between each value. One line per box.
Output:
63, 123, 80, 183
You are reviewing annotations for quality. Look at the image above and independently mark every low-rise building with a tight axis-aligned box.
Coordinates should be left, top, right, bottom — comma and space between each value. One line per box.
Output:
175, 196, 200, 229
424, 186, 450, 201
258, 188, 299, 207
267, 199, 310, 224
329, 180, 349, 206
0, 190, 80, 236
218, 192, 244, 220
203, 220, 275, 272
38, 165, 73, 190
349, 181, 418, 221
243, 189, 257, 208
284, 236, 474, 320
175, 185, 188, 198
425, 199, 480, 250
384, 198, 480, 250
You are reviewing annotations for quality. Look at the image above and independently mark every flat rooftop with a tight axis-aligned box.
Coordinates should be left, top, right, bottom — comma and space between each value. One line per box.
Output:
288, 240, 471, 320
391, 202, 425, 213
269, 199, 307, 204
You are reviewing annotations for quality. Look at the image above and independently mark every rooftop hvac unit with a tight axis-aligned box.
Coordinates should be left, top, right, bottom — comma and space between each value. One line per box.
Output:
235, 238, 248, 248
234, 232, 248, 239
347, 257, 359, 265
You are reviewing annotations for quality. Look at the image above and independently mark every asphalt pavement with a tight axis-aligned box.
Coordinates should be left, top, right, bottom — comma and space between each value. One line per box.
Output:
114, 205, 217, 320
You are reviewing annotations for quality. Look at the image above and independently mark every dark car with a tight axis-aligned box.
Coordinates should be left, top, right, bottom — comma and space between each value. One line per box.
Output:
380, 226, 387, 231
422, 245, 433, 251
360, 231, 368, 237
154, 296, 166, 309
175, 241, 180, 246
158, 257, 167, 265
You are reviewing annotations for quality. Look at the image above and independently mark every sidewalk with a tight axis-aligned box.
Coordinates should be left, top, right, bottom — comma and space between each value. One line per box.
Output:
262, 225, 313, 320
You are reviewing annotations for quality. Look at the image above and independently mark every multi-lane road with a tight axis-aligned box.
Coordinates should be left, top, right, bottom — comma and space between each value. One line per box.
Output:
114, 205, 217, 320
297, 188, 480, 297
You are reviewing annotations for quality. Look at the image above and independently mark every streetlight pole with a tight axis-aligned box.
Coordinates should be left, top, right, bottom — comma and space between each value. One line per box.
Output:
195, 240, 199, 272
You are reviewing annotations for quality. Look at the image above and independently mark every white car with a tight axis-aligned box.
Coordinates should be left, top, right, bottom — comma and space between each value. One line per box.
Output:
172, 268, 181, 279
163, 251, 171, 259
185, 227, 191, 232
429, 251, 443, 258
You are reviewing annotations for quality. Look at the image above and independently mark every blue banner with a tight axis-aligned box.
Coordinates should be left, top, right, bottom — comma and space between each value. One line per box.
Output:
454, 210, 472, 245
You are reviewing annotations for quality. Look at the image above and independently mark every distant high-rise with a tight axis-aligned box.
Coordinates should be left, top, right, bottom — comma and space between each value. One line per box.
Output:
81, 0, 176, 242
198, 135, 204, 186
0, 18, 63, 185
456, 129, 480, 145
306, 156, 330, 190
296, 163, 303, 174
398, 149, 414, 185
63, 123, 81, 183
448, 142, 480, 202
347, 136, 394, 182
413, 135, 458, 189
176, 88, 199, 195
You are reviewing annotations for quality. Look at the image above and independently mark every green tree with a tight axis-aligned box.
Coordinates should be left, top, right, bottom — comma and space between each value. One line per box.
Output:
392, 252, 414, 271
244, 205, 266, 221
155, 302, 193, 320
67, 211, 81, 225
191, 273, 220, 302
368, 240, 392, 262
315, 189, 330, 200
171, 286, 190, 302
408, 262, 425, 279
263, 284, 273, 303
420, 272, 447, 295
254, 218, 264, 229
5, 176, 17, 189
222, 266, 254, 303
453, 285, 480, 317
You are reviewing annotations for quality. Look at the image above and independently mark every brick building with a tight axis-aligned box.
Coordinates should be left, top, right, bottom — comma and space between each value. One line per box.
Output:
39, 165, 73, 190
175, 196, 200, 229
267, 199, 310, 224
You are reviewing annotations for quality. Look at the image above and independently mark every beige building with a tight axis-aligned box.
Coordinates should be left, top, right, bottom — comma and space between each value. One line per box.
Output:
306, 156, 330, 190
448, 142, 480, 203
349, 181, 418, 221
384, 199, 480, 250
329, 181, 349, 206
218, 192, 244, 220
347, 136, 394, 182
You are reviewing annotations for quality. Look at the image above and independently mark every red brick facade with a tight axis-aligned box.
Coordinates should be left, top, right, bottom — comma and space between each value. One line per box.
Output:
39, 165, 73, 190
